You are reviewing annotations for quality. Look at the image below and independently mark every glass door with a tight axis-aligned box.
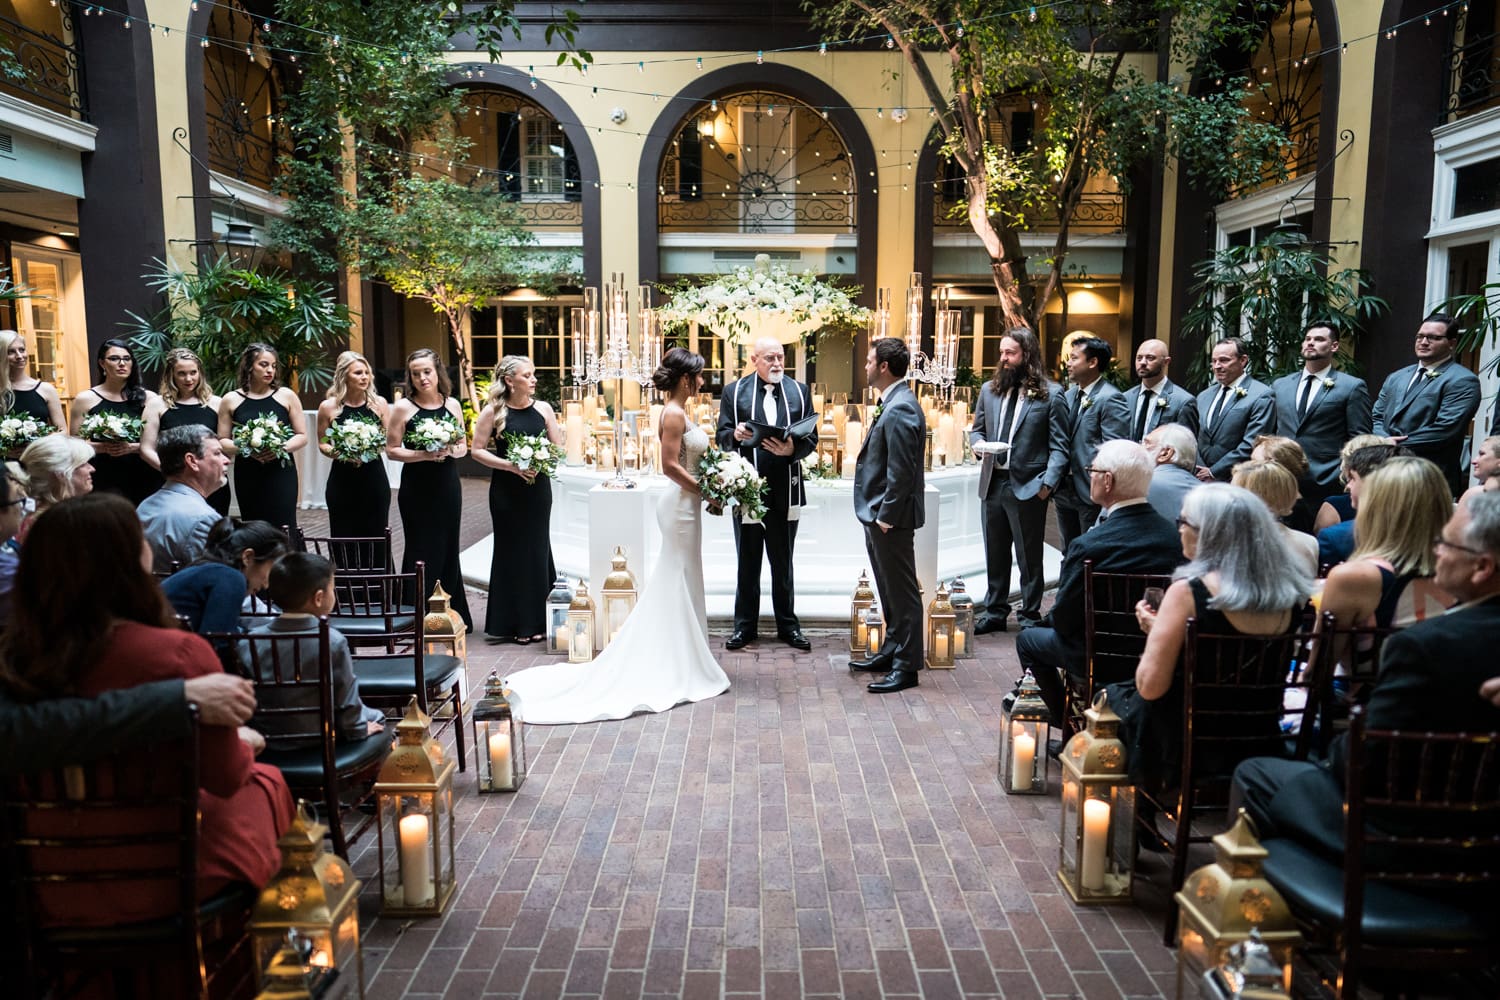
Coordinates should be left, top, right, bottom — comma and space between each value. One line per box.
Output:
9, 247, 87, 405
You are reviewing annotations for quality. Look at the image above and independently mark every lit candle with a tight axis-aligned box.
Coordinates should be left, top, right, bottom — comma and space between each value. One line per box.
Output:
488, 730, 513, 790
855, 614, 868, 650
554, 626, 570, 652
867, 626, 882, 653
1011, 731, 1035, 791
937, 414, 954, 468
844, 418, 863, 464
600, 444, 615, 470
398, 813, 432, 906
812, 393, 824, 415
570, 630, 593, 660
933, 632, 949, 662
954, 631, 966, 656
1081, 799, 1110, 891
565, 414, 585, 466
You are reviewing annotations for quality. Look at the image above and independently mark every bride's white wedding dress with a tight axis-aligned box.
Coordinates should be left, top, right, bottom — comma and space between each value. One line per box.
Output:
505, 424, 730, 724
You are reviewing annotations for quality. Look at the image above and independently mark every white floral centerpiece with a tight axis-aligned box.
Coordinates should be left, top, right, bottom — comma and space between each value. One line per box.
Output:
0, 414, 57, 452
658, 254, 870, 346
503, 431, 565, 484
324, 414, 386, 464
696, 448, 767, 520
233, 414, 294, 465
801, 452, 839, 481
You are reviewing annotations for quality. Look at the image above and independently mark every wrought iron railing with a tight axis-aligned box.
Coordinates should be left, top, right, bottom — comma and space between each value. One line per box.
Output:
1228, 111, 1320, 197
1444, 28, 1500, 122
205, 110, 285, 189
509, 197, 584, 228
933, 191, 1126, 234
659, 190, 857, 233
0, 9, 84, 120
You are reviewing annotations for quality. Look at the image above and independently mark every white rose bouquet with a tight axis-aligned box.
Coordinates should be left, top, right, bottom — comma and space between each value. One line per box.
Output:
503, 430, 564, 485
324, 414, 386, 464
800, 452, 839, 481
697, 448, 767, 520
79, 410, 143, 444
405, 413, 463, 453
233, 414, 294, 465
0, 414, 57, 452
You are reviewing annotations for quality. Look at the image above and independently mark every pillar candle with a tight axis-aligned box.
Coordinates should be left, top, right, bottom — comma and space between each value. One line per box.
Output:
1011, 732, 1035, 791
954, 631, 966, 656
398, 813, 432, 906
844, 418, 863, 462
570, 630, 592, 660
488, 730, 513, 790
812, 393, 824, 415
583, 395, 598, 423
600, 445, 615, 470
937, 414, 955, 467
565, 415, 585, 466
554, 626, 569, 652
933, 632, 949, 662
1081, 799, 1110, 891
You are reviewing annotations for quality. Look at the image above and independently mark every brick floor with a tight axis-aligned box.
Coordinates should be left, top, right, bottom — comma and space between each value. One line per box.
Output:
312, 480, 1179, 999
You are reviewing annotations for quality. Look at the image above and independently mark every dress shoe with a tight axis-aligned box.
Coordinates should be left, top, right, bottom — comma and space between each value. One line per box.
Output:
974, 614, 1007, 635
848, 653, 893, 672
1016, 617, 1043, 631
779, 629, 812, 651
868, 669, 919, 694
725, 630, 756, 650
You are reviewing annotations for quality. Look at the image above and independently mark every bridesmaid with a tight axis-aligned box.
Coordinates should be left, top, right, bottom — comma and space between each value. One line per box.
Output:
386, 348, 471, 631
218, 343, 307, 530
316, 350, 391, 547
1, 330, 67, 454
472, 355, 562, 643
68, 338, 163, 505
142, 348, 231, 516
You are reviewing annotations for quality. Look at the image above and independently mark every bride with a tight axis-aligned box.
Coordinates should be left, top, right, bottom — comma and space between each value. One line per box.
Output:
505, 348, 730, 724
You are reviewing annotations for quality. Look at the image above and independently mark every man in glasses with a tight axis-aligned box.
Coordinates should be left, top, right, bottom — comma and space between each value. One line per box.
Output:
1371, 313, 1480, 498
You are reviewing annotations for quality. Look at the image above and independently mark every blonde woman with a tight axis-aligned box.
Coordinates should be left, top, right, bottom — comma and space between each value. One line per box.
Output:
1232, 459, 1319, 578
1, 330, 67, 442
142, 348, 229, 515
316, 351, 390, 543
217, 343, 307, 530
471, 355, 563, 643
1312, 433, 1389, 533
9, 433, 94, 543
1250, 434, 1316, 533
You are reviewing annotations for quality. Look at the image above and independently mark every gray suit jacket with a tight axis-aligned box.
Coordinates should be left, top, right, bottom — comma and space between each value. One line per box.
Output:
1147, 463, 1204, 523
969, 378, 1069, 500
1371, 360, 1481, 493
242, 616, 383, 746
1272, 369, 1373, 489
853, 382, 926, 530
1059, 380, 1122, 501
137, 481, 222, 574
1196, 377, 1276, 480
1104, 378, 1199, 442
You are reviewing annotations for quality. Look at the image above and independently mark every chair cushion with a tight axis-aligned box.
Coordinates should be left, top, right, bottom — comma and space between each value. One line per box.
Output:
1262, 837, 1498, 948
354, 653, 464, 698
330, 613, 417, 637
261, 728, 391, 785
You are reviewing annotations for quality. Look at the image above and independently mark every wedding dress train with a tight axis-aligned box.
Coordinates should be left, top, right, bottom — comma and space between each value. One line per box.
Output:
504, 425, 730, 724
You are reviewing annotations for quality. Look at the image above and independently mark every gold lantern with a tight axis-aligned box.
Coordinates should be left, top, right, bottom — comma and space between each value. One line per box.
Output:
374, 699, 457, 917
254, 930, 331, 1000
949, 578, 975, 659
250, 802, 364, 998
999, 671, 1051, 795
567, 581, 596, 662
546, 575, 574, 654
863, 604, 885, 657
926, 582, 956, 668
423, 582, 467, 664
600, 546, 639, 646
472, 671, 526, 794
1199, 929, 1293, 1000
1175, 812, 1301, 1000
849, 570, 875, 653
1057, 690, 1136, 904
818, 409, 840, 468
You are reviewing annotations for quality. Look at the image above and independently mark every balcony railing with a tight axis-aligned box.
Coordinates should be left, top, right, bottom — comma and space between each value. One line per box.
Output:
509, 197, 584, 228
934, 191, 1126, 234
1444, 29, 1500, 122
0, 10, 85, 120
659, 190, 856, 233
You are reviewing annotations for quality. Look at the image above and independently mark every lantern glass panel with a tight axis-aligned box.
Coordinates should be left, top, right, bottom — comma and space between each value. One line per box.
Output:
567, 613, 594, 662
927, 619, 954, 667
1001, 718, 1048, 794
381, 794, 437, 910
477, 718, 516, 791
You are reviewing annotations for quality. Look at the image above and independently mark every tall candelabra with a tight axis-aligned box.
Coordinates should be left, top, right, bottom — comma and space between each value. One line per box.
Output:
871, 272, 959, 397
571, 276, 663, 489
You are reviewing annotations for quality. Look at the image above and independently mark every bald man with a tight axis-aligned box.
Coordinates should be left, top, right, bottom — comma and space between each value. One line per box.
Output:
1103, 339, 1199, 443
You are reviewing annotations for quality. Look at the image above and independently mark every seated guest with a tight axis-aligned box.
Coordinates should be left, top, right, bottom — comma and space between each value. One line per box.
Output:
1233, 492, 1500, 860
1118, 484, 1312, 796
1313, 433, 1388, 533
162, 519, 289, 637
1231, 459, 1319, 579
0, 471, 25, 621
1017, 440, 1183, 734
1315, 442, 1410, 570
136, 425, 233, 574
1460, 434, 1500, 508
7, 433, 93, 543
0, 493, 293, 924
1251, 435, 1317, 533
243, 552, 384, 744
1142, 423, 1203, 523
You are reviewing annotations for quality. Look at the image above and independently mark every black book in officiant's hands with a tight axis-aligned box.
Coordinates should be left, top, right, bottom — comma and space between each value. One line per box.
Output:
743, 414, 819, 449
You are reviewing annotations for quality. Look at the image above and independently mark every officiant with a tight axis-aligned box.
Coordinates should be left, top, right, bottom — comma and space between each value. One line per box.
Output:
716, 337, 818, 651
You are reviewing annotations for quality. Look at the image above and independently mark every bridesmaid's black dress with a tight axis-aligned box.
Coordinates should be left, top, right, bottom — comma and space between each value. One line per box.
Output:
86, 393, 162, 506
8, 386, 52, 422
483, 405, 556, 639
160, 402, 232, 516
399, 403, 472, 630
232, 394, 298, 530
325, 403, 390, 545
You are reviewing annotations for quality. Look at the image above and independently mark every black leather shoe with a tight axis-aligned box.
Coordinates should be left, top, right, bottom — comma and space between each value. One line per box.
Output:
868, 669, 919, 694
848, 654, 893, 672
725, 630, 756, 650
974, 615, 1007, 635
779, 629, 812, 651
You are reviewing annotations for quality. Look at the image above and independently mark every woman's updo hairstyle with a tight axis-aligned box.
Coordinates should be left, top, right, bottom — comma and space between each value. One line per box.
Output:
198, 518, 290, 569
651, 347, 705, 394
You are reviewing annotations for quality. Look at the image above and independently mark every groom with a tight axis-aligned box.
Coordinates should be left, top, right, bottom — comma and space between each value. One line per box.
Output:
851, 338, 927, 693
716, 337, 817, 651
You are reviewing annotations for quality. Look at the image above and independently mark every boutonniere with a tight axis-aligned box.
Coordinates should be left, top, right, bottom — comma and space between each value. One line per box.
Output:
1155, 395, 1169, 409
1233, 386, 1248, 399
1424, 368, 1440, 380
872, 402, 884, 422
1028, 388, 1049, 401
1322, 377, 1335, 389
1080, 394, 1095, 410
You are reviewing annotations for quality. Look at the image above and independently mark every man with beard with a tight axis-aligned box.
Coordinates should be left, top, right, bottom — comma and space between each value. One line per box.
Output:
1371, 313, 1481, 499
1272, 323, 1372, 503
969, 329, 1068, 632
1054, 336, 1121, 549
1104, 339, 1198, 443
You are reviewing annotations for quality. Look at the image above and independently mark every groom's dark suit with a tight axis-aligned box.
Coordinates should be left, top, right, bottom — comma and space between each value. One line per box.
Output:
853, 381, 926, 675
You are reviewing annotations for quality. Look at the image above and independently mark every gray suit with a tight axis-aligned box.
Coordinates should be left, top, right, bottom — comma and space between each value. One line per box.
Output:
1146, 463, 1204, 523
242, 616, 385, 746
1196, 376, 1276, 480
853, 382, 926, 674
1055, 380, 1121, 547
137, 481, 222, 574
1371, 360, 1481, 497
970, 378, 1068, 622
1272, 368, 1372, 498
1104, 378, 1199, 442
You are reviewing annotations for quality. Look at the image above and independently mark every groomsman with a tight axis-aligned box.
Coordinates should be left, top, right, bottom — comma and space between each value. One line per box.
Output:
850, 338, 927, 693
969, 329, 1068, 632
1054, 337, 1121, 549
716, 337, 817, 650
1103, 338, 1198, 442
1195, 337, 1276, 482
1371, 313, 1481, 498
1272, 323, 1372, 502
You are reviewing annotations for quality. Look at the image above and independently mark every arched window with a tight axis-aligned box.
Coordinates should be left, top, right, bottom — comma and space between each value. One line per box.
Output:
1239, 0, 1322, 195
452, 89, 582, 227
0, 0, 81, 118
202, 0, 286, 189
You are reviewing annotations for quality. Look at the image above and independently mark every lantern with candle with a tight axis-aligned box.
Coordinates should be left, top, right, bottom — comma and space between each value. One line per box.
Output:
1057, 690, 1136, 904
374, 699, 457, 917
926, 582, 956, 668
1175, 812, 1300, 1000
566, 581, 596, 663
601, 546, 639, 646
1197, 928, 1293, 1000
254, 930, 331, 1000
998, 671, 1050, 795
863, 604, 885, 657
849, 570, 875, 653
471, 671, 527, 794
949, 578, 975, 659
422, 582, 467, 665
546, 576, 575, 654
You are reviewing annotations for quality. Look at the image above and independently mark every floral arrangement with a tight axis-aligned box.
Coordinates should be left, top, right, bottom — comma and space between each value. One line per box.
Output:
801, 452, 839, 481
79, 410, 143, 444
324, 414, 386, 464
233, 414, 294, 465
658, 254, 869, 346
697, 448, 767, 520
504, 431, 565, 484
405, 413, 463, 453
0, 414, 57, 452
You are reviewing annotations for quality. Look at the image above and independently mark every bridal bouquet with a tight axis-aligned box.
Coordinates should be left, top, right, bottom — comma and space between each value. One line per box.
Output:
405, 413, 463, 453
0, 414, 57, 451
697, 448, 767, 520
504, 431, 564, 484
233, 414, 294, 465
324, 414, 386, 464
79, 410, 143, 444
801, 452, 839, 481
